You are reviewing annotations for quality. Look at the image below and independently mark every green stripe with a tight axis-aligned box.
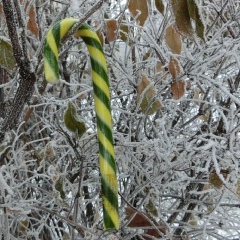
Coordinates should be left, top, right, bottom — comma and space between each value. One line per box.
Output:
103, 206, 117, 229
90, 58, 109, 86
99, 141, 116, 172
80, 36, 104, 54
93, 82, 111, 110
51, 22, 61, 48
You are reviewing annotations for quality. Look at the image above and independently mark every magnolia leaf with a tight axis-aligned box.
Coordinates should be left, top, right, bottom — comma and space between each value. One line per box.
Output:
96, 29, 104, 45
18, 218, 29, 235
193, 87, 200, 105
171, 80, 185, 100
120, 15, 129, 41
165, 24, 182, 54
168, 57, 181, 79
128, 0, 149, 26
137, 74, 163, 115
64, 102, 86, 137
209, 169, 229, 189
188, 0, 205, 40
155, 0, 164, 15
0, 37, 16, 70
106, 19, 118, 42
145, 199, 158, 217
55, 177, 66, 199
125, 207, 166, 238
170, 0, 193, 37
27, 3, 39, 37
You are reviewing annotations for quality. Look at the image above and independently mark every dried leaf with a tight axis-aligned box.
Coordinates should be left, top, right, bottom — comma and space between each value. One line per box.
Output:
119, 15, 129, 41
128, 0, 149, 26
188, 0, 205, 40
18, 218, 29, 235
170, 0, 193, 37
126, 207, 166, 239
27, 3, 39, 37
137, 74, 163, 115
0, 37, 16, 70
106, 19, 118, 42
209, 169, 229, 189
155, 0, 165, 15
64, 102, 86, 137
193, 87, 200, 105
96, 29, 104, 46
171, 80, 185, 100
145, 199, 158, 217
165, 24, 182, 54
168, 57, 181, 79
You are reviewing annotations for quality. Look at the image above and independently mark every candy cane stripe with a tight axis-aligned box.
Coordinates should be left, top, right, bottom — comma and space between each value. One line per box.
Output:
43, 18, 119, 230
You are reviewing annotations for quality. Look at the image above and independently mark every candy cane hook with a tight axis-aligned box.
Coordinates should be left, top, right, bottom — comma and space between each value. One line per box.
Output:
43, 18, 119, 230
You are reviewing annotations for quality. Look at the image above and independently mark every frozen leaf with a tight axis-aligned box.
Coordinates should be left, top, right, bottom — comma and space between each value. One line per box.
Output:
193, 87, 200, 105
198, 115, 209, 122
119, 15, 129, 41
165, 24, 182, 54
18, 218, 29, 235
0, 37, 16, 70
170, 0, 193, 37
137, 74, 163, 115
209, 169, 229, 189
171, 80, 185, 100
189, 214, 197, 226
155, 0, 164, 15
145, 199, 158, 217
26, 3, 39, 37
96, 29, 104, 45
188, 0, 205, 40
106, 19, 118, 42
168, 57, 181, 79
64, 102, 86, 137
125, 207, 166, 239
128, 0, 149, 26
55, 177, 66, 199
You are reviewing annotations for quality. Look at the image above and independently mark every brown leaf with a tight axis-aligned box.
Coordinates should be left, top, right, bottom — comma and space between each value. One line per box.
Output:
170, 0, 193, 37
96, 29, 104, 46
119, 15, 129, 41
137, 74, 163, 115
128, 0, 149, 26
155, 0, 165, 15
106, 19, 118, 42
125, 207, 166, 239
171, 80, 185, 100
27, 4, 39, 37
193, 87, 200, 105
156, 61, 167, 80
168, 57, 181, 79
165, 24, 182, 54
209, 169, 229, 189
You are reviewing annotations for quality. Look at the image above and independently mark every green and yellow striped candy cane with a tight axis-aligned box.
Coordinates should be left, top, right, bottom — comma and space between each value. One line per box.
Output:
43, 18, 119, 230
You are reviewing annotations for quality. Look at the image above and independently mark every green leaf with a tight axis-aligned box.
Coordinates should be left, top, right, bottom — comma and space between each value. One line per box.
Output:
137, 74, 163, 115
187, 0, 205, 41
155, 0, 165, 15
55, 177, 66, 199
64, 102, 86, 138
170, 0, 193, 37
0, 37, 16, 70
145, 199, 158, 217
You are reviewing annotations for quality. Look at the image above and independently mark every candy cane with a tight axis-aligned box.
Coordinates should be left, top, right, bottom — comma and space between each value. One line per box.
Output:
43, 18, 119, 230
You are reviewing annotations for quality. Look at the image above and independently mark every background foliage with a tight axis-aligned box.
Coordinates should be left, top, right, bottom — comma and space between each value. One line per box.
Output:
0, 0, 240, 239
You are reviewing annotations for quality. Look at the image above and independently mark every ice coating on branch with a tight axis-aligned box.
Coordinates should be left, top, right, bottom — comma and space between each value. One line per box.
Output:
69, 0, 80, 13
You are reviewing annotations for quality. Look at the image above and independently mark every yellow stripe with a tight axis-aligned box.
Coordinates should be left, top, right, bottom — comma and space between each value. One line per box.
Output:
75, 28, 99, 40
46, 29, 58, 59
103, 196, 119, 229
98, 130, 115, 160
60, 18, 78, 38
44, 59, 59, 84
92, 71, 110, 99
94, 96, 112, 127
86, 45, 107, 69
